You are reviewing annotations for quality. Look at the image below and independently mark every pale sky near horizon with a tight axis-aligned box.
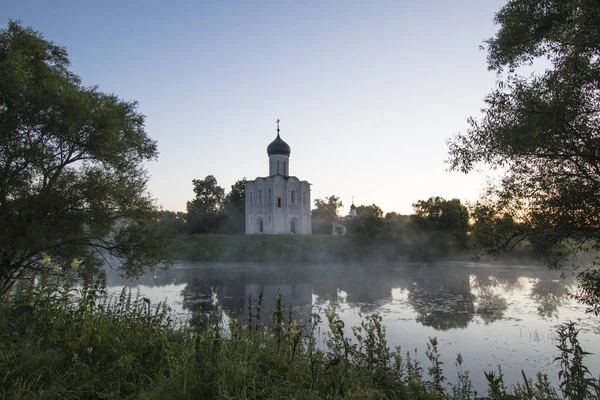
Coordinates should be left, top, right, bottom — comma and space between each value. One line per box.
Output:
3, 0, 508, 215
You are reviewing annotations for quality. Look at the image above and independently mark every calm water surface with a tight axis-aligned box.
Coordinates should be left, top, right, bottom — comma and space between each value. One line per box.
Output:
106, 261, 599, 393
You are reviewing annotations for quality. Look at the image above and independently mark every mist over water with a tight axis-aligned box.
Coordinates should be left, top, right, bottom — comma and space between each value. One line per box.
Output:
105, 261, 599, 394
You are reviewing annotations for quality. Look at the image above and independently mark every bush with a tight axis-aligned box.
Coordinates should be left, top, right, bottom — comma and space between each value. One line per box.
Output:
1, 266, 598, 399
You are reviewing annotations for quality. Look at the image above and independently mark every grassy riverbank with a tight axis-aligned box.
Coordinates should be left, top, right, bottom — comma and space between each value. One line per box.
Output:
171, 234, 536, 264
1, 268, 597, 399
172, 234, 355, 263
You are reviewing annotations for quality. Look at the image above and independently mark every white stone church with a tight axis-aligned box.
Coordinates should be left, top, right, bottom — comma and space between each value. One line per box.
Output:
245, 121, 312, 234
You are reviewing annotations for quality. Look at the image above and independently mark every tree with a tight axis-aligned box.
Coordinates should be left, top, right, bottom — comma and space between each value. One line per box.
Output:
0, 21, 172, 295
447, 1, 600, 312
356, 204, 383, 218
409, 197, 469, 261
385, 212, 411, 248
411, 197, 469, 249
345, 203, 403, 259
311, 195, 343, 235
186, 175, 225, 234
385, 212, 411, 231
218, 178, 247, 234
158, 211, 188, 235
348, 211, 391, 244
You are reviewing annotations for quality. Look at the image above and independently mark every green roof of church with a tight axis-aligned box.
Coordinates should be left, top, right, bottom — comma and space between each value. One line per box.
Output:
267, 133, 291, 156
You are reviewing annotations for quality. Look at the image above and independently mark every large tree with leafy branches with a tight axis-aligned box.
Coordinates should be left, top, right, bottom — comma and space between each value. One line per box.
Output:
411, 197, 469, 249
311, 195, 343, 235
0, 21, 172, 296
356, 204, 384, 218
447, 0, 600, 312
186, 175, 225, 234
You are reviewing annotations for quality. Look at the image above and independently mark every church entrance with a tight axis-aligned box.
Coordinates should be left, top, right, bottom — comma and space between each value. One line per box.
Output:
290, 218, 297, 234
256, 217, 263, 233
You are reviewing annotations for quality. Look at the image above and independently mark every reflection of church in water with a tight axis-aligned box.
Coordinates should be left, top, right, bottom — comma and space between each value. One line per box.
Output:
245, 120, 312, 234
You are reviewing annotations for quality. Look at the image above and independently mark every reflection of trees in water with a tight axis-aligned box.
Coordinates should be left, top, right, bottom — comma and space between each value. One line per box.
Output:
530, 279, 568, 318
181, 272, 246, 324
469, 270, 523, 293
311, 266, 402, 313
468, 267, 573, 319
105, 262, 576, 332
407, 267, 475, 331
179, 267, 314, 327
470, 276, 509, 324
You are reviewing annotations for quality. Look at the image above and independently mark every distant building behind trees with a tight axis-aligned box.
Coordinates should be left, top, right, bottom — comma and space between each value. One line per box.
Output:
332, 202, 357, 235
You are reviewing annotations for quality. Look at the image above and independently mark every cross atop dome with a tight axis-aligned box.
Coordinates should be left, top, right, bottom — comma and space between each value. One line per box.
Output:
267, 119, 291, 156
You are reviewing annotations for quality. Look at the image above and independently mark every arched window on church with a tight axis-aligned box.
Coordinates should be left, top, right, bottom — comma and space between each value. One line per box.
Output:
249, 192, 253, 205
259, 190, 262, 203
277, 161, 280, 174
284, 161, 287, 175
268, 214, 271, 223
268, 188, 272, 202
303, 192, 306, 205
291, 190, 295, 204
277, 197, 281, 208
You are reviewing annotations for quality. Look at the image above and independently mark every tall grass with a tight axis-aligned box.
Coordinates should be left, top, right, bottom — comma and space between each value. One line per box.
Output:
0, 265, 598, 399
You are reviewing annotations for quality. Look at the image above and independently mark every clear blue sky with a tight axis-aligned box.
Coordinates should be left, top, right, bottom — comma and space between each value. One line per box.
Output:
3, 0, 506, 215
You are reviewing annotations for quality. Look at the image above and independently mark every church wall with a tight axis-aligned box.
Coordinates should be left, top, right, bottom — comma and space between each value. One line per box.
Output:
276, 191, 287, 234
301, 181, 311, 234
246, 177, 311, 235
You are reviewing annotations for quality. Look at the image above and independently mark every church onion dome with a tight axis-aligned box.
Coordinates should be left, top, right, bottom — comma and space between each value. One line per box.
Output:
268, 119, 291, 156
267, 132, 291, 156
350, 203, 356, 210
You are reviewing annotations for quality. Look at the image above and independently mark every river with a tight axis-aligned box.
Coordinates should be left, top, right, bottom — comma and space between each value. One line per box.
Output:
105, 261, 599, 394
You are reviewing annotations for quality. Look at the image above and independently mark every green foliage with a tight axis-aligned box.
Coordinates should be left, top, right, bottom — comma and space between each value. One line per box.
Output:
555, 321, 600, 399
451, 353, 475, 399
1, 264, 190, 399
570, 269, 600, 316
447, 0, 600, 310
469, 202, 524, 255
485, 367, 509, 399
385, 212, 411, 233
402, 197, 470, 262
412, 197, 469, 250
356, 204, 384, 218
218, 178, 247, 234
426, 337, 446, 396
186, 175, 225, 234
311, 195, 343, 235
1, 269, 598, 399
348, 212, 392, 246
0, 21, 172, 296
184, 176, 246, 234
159, 210, 189, 235
331, 203, 414, 260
